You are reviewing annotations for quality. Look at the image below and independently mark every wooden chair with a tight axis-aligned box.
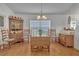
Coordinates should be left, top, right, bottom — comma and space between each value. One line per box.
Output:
41, 38, 50, 52
0, 30, 14, 49
30, 37, 50, 52
0, 29, 4, 50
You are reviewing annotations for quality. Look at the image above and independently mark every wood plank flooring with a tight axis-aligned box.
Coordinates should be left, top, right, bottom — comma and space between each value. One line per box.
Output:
0, 42, 79, 56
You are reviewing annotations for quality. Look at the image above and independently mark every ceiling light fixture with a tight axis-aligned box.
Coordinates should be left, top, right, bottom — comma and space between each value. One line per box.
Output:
37, 3, 47, 20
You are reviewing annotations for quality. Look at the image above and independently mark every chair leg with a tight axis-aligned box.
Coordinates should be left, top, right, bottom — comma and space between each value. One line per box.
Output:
0, 45, 4, 51
48, 46, 50, 52
8, 42, 11, 48
3, 43, 10, 49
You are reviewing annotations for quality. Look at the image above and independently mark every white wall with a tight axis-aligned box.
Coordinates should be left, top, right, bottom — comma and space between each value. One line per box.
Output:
67, 4, 79, 50
50, 15, 68, 35
66, 4, 79, 15
74, 19, 79, 50
0, 4, 14, 29
16, 14, 68, 29
0, 3, 14, 43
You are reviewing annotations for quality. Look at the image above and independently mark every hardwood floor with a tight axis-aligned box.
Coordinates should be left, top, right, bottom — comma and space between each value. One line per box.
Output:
0, 42, 79, 56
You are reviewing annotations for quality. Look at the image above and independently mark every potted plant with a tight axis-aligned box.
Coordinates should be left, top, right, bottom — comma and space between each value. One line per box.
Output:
39, 28, 42, 36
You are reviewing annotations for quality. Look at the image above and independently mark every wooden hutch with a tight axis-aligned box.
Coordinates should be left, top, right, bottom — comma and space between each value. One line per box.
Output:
9, 16, 23, 44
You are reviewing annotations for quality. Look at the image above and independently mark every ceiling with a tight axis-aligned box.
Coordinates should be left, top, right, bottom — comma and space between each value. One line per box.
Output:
5, 3, 74, 15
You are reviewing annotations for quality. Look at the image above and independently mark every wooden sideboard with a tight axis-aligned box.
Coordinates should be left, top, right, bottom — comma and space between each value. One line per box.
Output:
59, 34, 74, 47
30, 36, 50, 52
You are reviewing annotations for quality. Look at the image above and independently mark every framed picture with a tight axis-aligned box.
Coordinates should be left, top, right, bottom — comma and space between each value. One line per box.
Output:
0, 16, 4, 27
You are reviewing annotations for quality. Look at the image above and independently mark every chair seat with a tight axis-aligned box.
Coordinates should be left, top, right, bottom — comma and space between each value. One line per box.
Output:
0, 41, 8, 45
42, 45, 49, 49
32, 45, 38, 49
0, 42, 4, 45
4, 38, 14, 42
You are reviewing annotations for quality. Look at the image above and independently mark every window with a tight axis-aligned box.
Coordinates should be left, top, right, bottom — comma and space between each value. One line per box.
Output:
30, 20, 51, 37
70, 20, 76, 29
70, 18, 76, 30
